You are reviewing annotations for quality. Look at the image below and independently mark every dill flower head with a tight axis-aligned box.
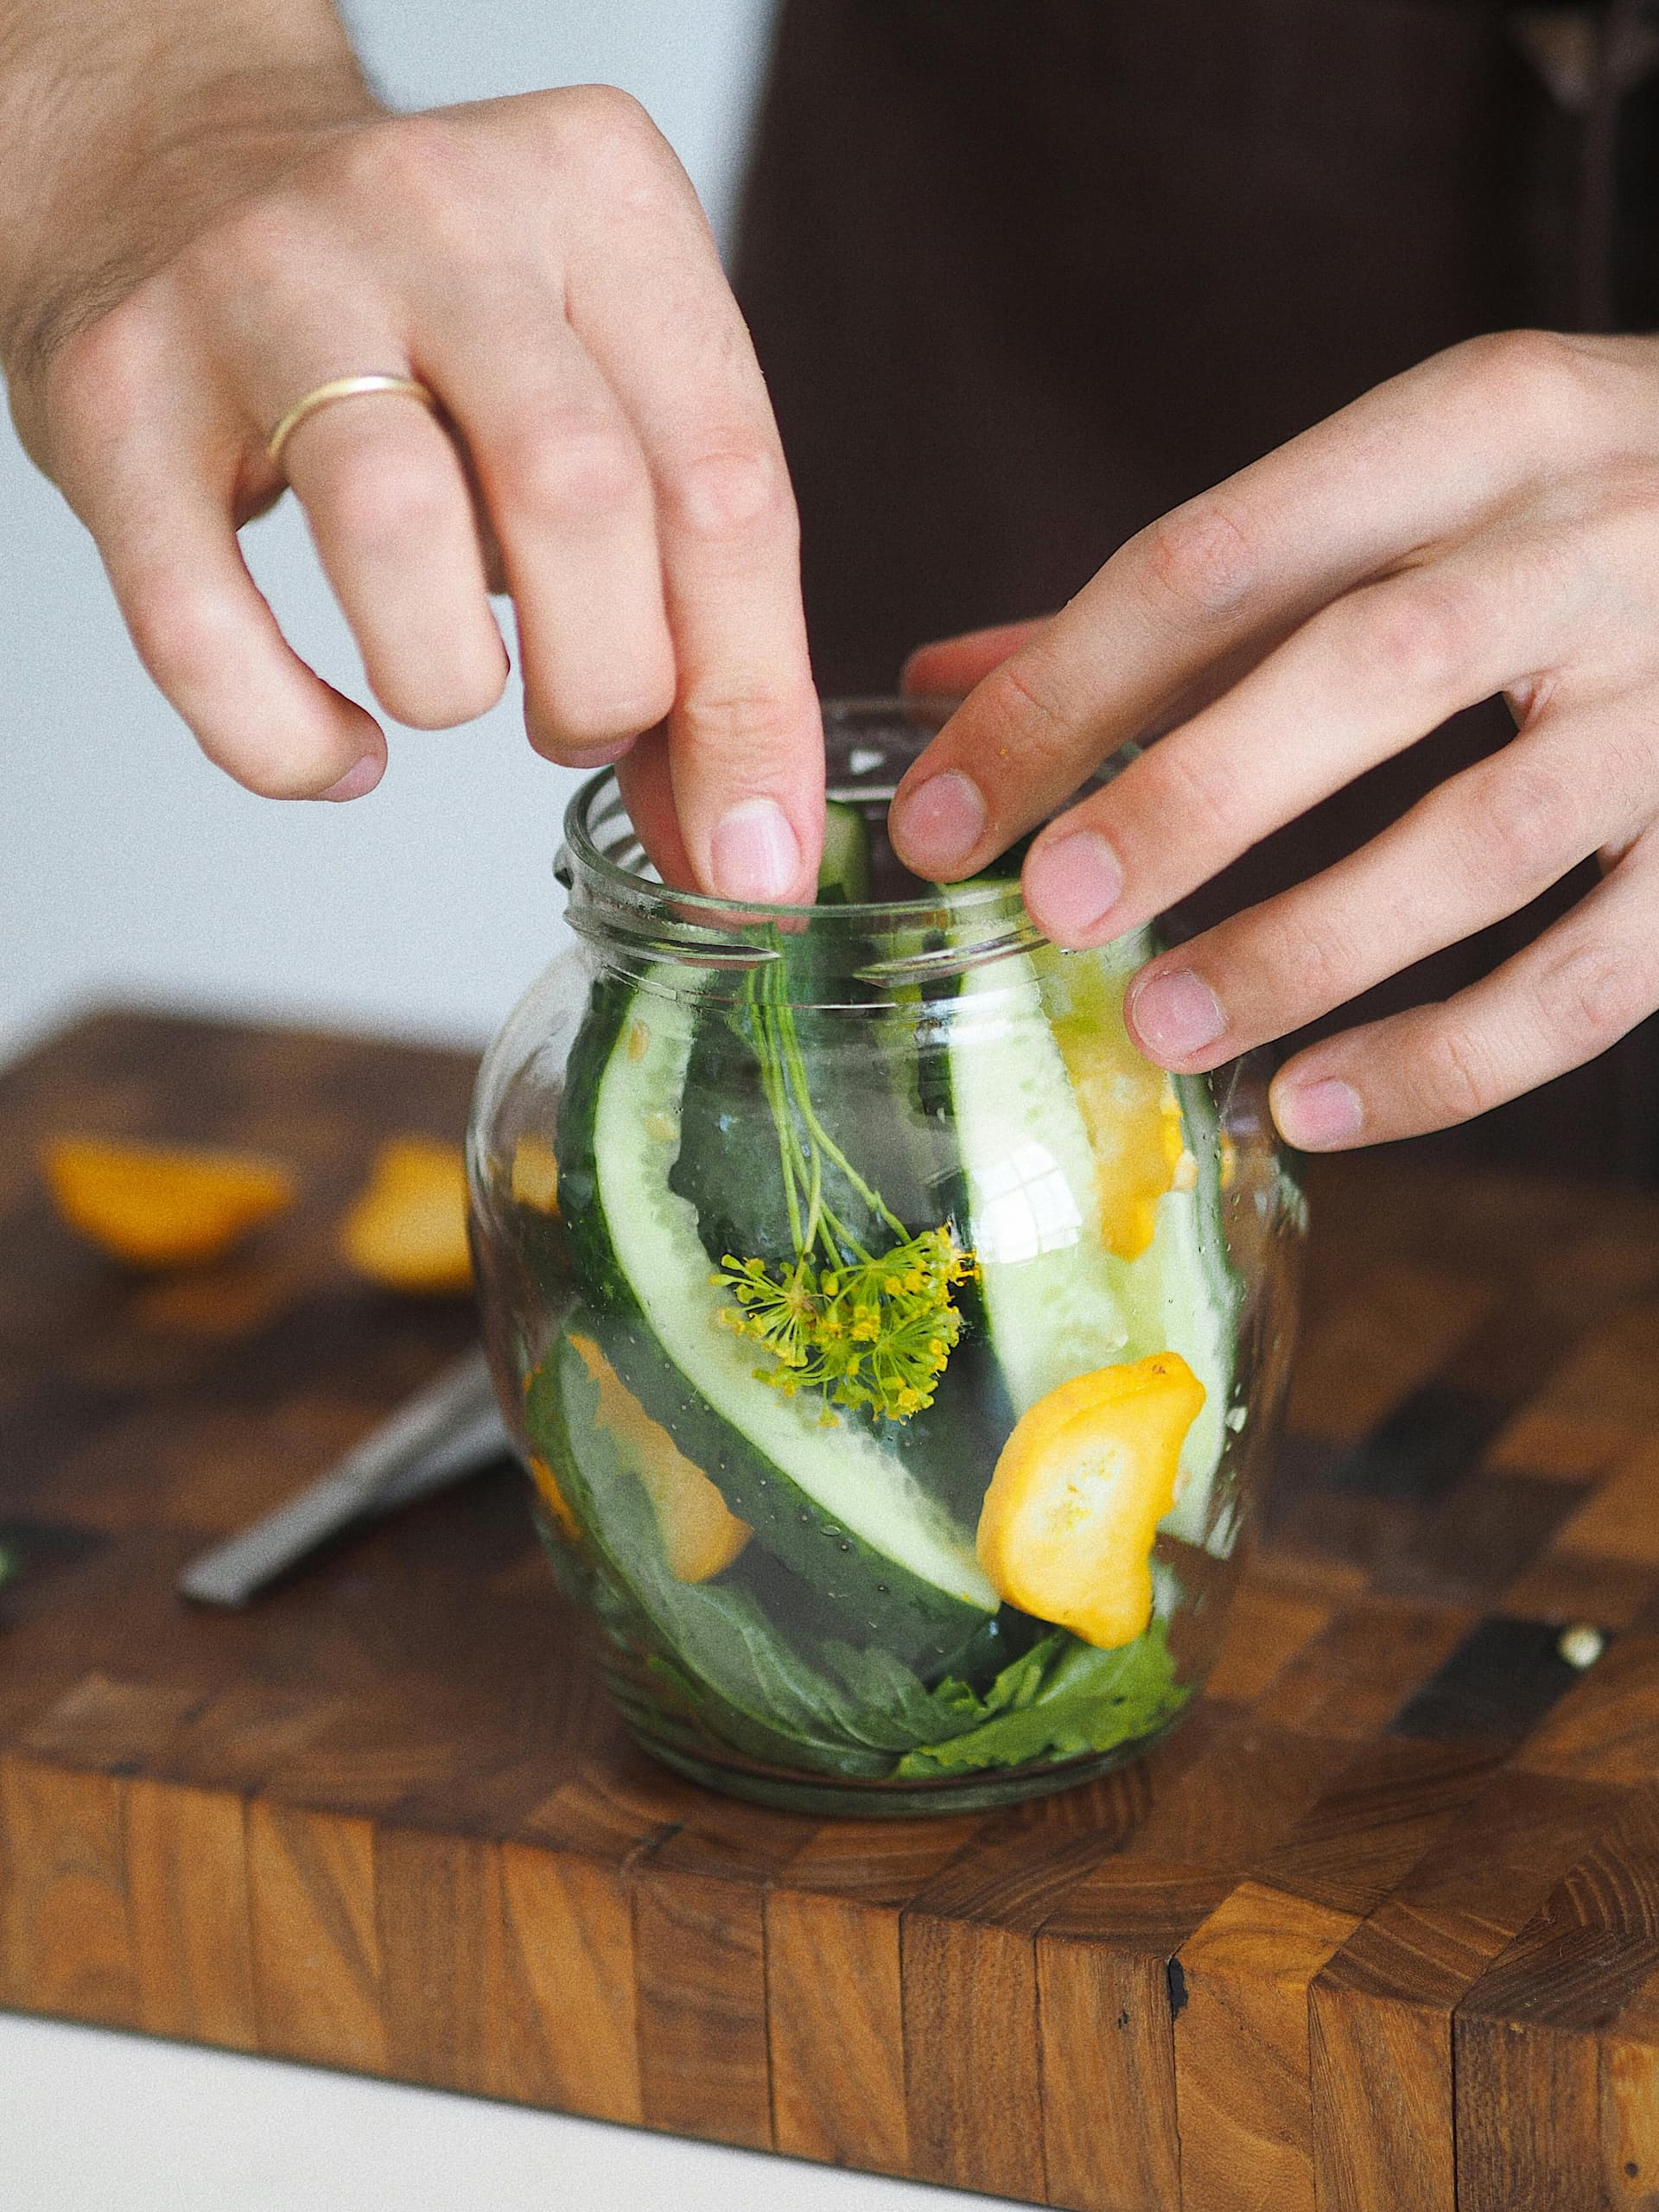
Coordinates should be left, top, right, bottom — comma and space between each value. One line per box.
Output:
713, 1223, 975, 1423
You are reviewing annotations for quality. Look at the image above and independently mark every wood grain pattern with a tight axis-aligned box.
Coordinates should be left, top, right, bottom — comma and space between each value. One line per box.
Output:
1174, 1879, 1359, 2212
1309, 1768, 1627, 2212
6, 1011, 1659, 2208
246, 1799, 384, 2073
1038, 1862, 1232, 2212
767, 1820, 968, 2174
125, 1778, 257, 2049
1454, 1784, 1659, 2212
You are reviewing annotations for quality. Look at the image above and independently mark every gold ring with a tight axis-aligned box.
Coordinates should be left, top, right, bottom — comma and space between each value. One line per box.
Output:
265, 373, 439, 470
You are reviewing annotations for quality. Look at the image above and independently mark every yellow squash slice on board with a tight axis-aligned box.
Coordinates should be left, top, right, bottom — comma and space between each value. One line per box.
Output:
569, 1329, 751, 1582
341, 1137, 473, 1294
42, 1135, 296, 1268
976, 1351, 1205, 1649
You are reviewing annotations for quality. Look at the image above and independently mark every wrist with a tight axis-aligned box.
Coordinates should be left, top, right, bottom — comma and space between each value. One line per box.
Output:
0, 1, 377, 393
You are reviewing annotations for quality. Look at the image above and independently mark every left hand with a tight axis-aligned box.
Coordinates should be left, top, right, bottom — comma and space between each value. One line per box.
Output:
889, 329, 1659, 1150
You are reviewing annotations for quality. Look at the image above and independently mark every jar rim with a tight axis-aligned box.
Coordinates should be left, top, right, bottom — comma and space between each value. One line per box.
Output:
557, 696, 1033, 929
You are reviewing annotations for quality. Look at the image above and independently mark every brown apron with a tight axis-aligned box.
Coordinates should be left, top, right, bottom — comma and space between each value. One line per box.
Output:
734, 0, 1659, 1177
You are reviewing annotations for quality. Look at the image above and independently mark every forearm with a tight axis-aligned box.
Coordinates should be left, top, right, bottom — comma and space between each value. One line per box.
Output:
0, 0, 375, 380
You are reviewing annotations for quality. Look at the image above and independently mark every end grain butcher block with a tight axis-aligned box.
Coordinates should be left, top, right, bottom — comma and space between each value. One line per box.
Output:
5, 1012, 1659, 2211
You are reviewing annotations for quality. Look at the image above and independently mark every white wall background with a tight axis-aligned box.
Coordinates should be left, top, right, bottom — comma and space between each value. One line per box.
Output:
0, 0, 779, 1063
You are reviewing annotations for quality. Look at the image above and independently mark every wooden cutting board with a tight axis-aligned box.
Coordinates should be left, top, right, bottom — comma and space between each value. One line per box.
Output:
4, 1009, 1659, 2212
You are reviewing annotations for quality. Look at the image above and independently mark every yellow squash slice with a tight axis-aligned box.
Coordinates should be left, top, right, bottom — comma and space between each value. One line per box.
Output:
42, 1135, 296, 1268
976, 1351, 1205, 1649
510, 1135, 561, 1215
527, 1452, 582, 1544
1046, 972, 1191, 1261
340, 1137, 472, 1294
569, 1329, 751, 1581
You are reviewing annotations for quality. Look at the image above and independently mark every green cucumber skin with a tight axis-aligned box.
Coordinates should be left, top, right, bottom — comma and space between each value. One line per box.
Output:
528, 1325, 1096, 1774
917, 912, 1240, 1550
553, 970, 995, 1675
582, 1306, 988, 1673
554, 973, 635, 1315
668, 943, 1005, 1529
817, 798, 873, 906
668, 992, 910, 1271
524, 1330, 897, 1777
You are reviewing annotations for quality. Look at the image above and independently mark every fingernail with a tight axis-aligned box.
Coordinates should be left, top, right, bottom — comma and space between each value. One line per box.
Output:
1129, 968, 1226, 1063
710, 797, 803, 902
321, 753, 383, 802
1274, 1077, 1364, 1150
890, 770, 987, 879
1024, 830, 1125, 939
563, 736, 636, 768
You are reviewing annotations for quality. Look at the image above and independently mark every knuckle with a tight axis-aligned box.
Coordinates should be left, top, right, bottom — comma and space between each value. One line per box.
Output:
1467, 757, 1580, 887
976, 654, 1074, 769
546, 82, 677, 215
664, 442, 791, 547
44, 293, 167, 440
1138, 497, 1259, 615
324, 111, 474, 215
675, 683, 807, 760
1258, 903, 1352, 1013
1452, 327, 1595, 439
1350, 575, 1482, 697
1535, 939, 1646, 1057
510, 420, 645, 530
1419, 1020, 1496, 1122
1140, 730, 1244, 846
554, 83, 671, 188
181, 194, 323, 303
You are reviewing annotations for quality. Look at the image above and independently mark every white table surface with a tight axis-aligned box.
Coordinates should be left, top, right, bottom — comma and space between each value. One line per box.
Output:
0, 2013, 1002, 2210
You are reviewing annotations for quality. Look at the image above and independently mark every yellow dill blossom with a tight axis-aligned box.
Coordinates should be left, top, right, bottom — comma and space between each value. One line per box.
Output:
713, 1224, 976, 1424
708, 937, 982, 1424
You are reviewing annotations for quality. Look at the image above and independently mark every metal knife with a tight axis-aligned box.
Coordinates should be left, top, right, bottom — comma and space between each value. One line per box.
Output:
177, 1347, 514, 1607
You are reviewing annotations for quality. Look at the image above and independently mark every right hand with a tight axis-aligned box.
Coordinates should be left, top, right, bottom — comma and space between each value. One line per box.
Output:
3, 86, 822, 899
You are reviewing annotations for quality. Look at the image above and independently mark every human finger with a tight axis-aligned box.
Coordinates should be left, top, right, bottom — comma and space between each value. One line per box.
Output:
421, 296, 676, 763
564, 158, 821, 902
1124, 710, 1635, 1070
1020, 532, 1578, 944
887, 331, 1605, 881
43, 302, 386, 796
614, 729, 696, 890
1266, 830, 1659, 1147
93, 462, 386, 798
269, 375, 509, 730
900, 620, 1050, 698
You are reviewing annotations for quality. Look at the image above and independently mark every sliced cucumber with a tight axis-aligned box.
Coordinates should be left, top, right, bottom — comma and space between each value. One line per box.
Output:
556, 975, 997, 1670
525, 1325, 901, 1777
916, 892, 1242, 1557
1033, 941, 1242, 1552
925, 892, 1135, 1415
817, 798, 872, 906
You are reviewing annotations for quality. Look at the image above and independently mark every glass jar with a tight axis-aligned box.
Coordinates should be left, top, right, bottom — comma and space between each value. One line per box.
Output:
468, 700, 1304, 1817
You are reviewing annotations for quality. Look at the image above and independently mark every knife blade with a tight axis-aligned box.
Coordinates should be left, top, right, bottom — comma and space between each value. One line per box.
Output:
177, 1347, 515, 1607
